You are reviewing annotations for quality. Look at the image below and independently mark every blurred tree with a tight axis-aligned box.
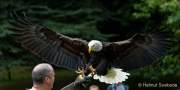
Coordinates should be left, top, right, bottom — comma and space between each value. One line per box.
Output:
0, 0, 179, 88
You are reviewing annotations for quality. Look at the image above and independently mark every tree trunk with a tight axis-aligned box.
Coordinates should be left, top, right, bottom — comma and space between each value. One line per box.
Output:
5, 66, 11, 80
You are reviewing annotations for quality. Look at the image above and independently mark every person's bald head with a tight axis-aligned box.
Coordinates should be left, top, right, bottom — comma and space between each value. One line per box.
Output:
89, 84, 99, 90
32, 63, 54, 84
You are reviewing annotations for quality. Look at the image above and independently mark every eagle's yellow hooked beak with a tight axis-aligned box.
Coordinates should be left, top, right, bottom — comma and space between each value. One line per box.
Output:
88, 48, 92, 54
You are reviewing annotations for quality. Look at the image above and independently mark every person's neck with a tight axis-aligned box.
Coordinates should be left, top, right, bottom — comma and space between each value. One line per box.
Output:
31, 84, 50, 90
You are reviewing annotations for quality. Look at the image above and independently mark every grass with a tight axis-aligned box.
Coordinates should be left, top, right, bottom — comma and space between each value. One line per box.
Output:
0, 66, 32, 86
0, 66, 77, 90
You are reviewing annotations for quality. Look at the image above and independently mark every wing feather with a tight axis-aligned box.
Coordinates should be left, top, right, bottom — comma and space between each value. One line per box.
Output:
8, 11, 89, 70
104, 33, 170, 70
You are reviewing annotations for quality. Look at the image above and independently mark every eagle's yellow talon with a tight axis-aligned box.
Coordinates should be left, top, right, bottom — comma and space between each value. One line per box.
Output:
89, 65, 96, 75
75, 67, 85, 80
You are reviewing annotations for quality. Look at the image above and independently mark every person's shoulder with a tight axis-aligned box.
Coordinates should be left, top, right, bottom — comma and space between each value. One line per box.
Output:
25, 88, 32, 90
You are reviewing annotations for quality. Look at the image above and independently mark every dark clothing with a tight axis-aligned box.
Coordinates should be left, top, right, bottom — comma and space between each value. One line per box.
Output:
60, 80, 82, 90
60, 76, 91, 90
107, 84, 129, 90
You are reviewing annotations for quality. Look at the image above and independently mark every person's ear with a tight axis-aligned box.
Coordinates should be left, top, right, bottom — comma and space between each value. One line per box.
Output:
44, 77, 50, 84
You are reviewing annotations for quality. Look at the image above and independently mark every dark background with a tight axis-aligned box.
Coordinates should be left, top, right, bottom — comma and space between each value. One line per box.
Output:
0, 0, 179, 90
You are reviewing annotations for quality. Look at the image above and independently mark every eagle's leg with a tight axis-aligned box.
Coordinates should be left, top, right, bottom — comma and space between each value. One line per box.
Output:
88, 65, 96, 75
75, 67, 85, 80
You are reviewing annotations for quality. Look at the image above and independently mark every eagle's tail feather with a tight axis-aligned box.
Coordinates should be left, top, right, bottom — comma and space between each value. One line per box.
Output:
93, 68, 130, 84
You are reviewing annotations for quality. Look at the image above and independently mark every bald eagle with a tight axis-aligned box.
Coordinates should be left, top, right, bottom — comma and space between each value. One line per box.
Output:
8, 12, 170, 84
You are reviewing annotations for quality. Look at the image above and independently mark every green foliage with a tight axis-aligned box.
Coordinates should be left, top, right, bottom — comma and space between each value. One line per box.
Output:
0, 22, 11, 37
42, 20, 111, 41
174, 29, 180, 39
129, 55, 180, 80
133, 0, 180, 30
0, 0, 179, 87
124, 55, 180, 88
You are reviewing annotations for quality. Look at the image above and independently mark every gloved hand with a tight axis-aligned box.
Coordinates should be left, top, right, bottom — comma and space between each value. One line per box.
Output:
76, 75, 92, 87
60, 76, 93, 90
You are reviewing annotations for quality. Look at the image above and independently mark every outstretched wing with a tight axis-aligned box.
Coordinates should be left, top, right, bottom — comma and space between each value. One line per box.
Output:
104, 33, 170, 70
8, 11, 90, 70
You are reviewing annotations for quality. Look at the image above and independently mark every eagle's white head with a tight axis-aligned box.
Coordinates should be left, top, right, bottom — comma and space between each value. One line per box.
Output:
88, 40, 103, 53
